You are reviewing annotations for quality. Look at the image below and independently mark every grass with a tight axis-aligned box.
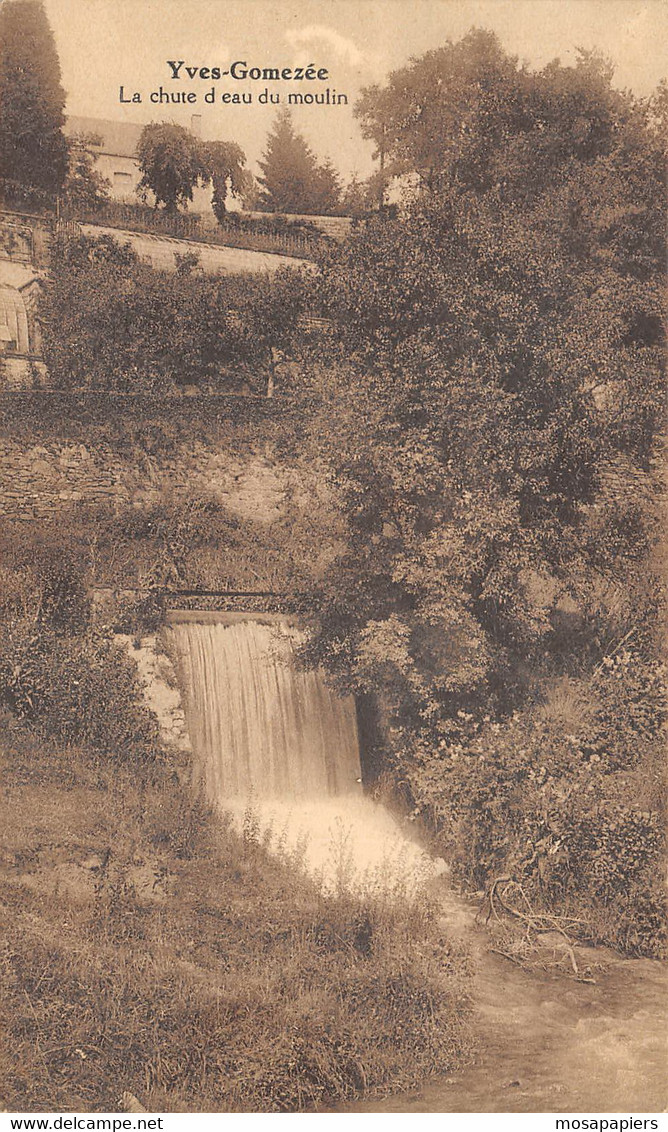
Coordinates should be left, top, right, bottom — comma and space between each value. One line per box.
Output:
0, 716, 472, 1113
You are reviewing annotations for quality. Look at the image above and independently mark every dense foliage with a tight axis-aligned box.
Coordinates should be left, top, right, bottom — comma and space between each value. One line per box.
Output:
0, 523, 159, 759
207, 139, 254, 220
136, 124, 253, 216
291, 35, 666, 952
39, 234, 307, 392
0, 0, 68, 198
137, 123, 212, 212
63, 132, 111, 212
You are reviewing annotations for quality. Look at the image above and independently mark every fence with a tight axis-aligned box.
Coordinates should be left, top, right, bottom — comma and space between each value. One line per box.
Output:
61, 201, 324, 260
53, 217, 83, 241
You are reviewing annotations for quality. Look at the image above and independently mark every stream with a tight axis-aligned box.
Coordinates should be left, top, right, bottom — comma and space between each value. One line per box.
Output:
341, 887, 667, 1113
162, 614, 665, 1114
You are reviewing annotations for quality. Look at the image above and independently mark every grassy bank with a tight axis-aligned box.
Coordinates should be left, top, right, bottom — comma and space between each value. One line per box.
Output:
0, 717, 471, 1113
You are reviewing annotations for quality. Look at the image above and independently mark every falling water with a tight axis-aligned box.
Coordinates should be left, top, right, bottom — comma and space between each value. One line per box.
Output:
167, 611, 435, 892
167, 612, 362, 800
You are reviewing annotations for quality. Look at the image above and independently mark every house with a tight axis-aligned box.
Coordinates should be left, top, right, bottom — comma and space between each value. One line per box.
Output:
65, 115, 145, 202
64, 114, 216, 217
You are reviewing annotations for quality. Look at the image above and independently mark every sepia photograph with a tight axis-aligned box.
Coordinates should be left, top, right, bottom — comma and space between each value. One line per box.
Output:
0, 0, 666, 1119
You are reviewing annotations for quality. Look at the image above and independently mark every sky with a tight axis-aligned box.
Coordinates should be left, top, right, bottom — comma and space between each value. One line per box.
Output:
41, 0, 668, 182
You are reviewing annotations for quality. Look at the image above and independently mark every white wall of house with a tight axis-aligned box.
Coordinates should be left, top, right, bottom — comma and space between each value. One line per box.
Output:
94, 152, 142, 202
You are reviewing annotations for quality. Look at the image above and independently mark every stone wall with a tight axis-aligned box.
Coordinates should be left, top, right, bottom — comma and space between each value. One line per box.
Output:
80, 224, 312, 275
0, 436, 290, 522
0, 393, 295, 524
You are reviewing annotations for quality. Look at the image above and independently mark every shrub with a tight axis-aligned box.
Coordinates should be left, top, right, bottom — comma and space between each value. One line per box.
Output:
0, 623, 160, 758
220, 211, 325, 242
405, 655, 666, 956
39, 233, 307, 393
0, 521, 160, 759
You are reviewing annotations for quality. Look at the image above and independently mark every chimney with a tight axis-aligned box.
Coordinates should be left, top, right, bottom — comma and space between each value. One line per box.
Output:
190, 114, 202, 138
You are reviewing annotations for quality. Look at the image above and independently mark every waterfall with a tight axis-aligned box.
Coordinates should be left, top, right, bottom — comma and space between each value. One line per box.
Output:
166, 611, 436, 894
167, 613, 362, 801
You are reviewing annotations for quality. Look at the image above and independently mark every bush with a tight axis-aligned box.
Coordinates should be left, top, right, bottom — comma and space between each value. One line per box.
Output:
39, 233, 307, 393
0, 522, 160, 759
405, 655, 666, 956
0, 623, 160, 758
220, 211, 325, 242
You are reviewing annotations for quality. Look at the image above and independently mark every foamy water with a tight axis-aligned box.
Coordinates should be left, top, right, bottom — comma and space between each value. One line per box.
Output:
222, 793, 442, 897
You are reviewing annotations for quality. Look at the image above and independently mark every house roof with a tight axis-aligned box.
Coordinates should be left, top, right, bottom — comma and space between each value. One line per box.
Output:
65, 116, 145, 160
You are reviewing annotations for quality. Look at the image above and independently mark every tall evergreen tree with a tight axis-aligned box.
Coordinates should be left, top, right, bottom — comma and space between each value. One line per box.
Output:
0, 0, 68, 197
258, 109, 340, 215
310, 158, 342, 215
258, 109, 316, 213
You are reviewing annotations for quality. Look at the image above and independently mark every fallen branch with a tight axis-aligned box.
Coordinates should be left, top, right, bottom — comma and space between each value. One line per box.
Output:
480, 877, 591, 977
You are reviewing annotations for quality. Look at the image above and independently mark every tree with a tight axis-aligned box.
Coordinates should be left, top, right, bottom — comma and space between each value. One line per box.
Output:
354, 81, 397, 205
258, 109, 316, 213
137, 123, 210, 213
355, 29, 522, 193
341, 174, 374, 217
310, 158, 342, 216
63, 133, 111, 212
0, 0, 68, 199
206, 139, 252, 223
355, 29, 630, 203
289, 38, 665, 915
257, 109, 341, 215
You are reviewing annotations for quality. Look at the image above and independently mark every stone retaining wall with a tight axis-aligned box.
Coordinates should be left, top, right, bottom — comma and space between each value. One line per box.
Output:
0, 434, 289, 523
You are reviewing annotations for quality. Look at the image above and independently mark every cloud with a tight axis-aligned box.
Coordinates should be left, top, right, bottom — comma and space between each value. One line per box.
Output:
286, 23, 385, 79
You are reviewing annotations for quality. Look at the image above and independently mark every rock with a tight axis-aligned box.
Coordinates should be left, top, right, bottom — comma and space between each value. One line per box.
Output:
31, 458, 55, 477
120, 1092, 146, 1114
81, 852, 109, 872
